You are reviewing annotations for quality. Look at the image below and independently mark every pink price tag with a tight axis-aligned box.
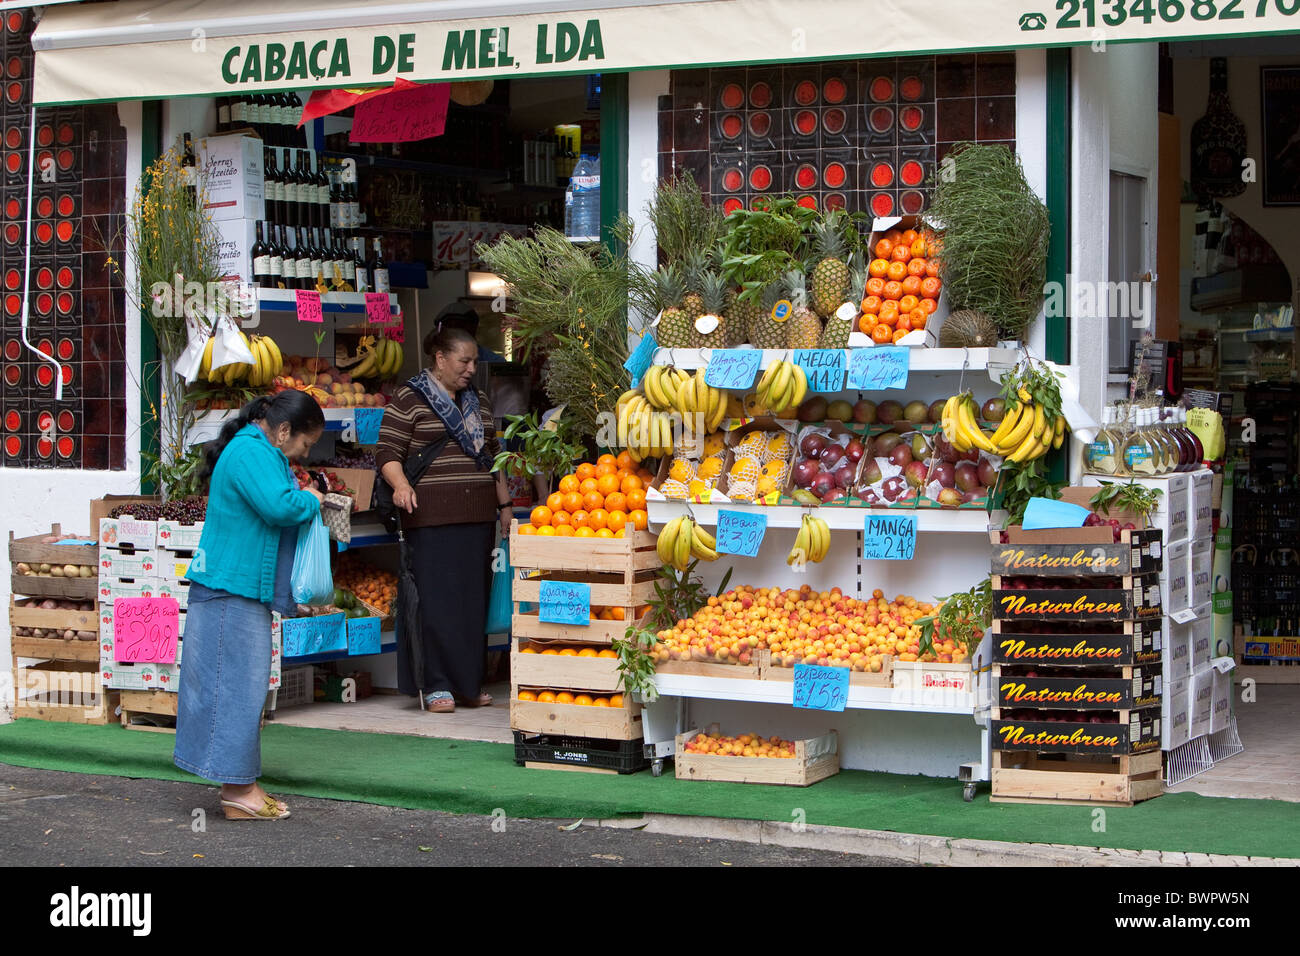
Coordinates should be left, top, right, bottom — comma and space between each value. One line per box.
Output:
113, 597, 180, 664
295, 289, 323, 323
384, 324, 405, 345
364, 292, 391, 326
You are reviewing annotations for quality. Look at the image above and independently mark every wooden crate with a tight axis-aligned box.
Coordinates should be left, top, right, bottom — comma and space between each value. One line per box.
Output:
890, 659, 971, 695
674, 726, 840, 786
655, 653, 764, 680
510, 521, 660, 574
509, 693, 642, 740
11, 657, 118, 725
761, 653, 893, 688
120, 688, 179, 733
9, 524, 98, 568
10, 598, 99, 662
11, 572, 98, 601
511, 637, 624, 694
512, 610, 646, 646
990, 749, 1163, 807
512, 570, 657, 611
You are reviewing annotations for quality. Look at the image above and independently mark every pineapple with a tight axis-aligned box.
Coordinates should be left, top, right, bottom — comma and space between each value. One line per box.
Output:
681, 248, 709, 325
747, 282, 789, 350
818, 252, 864, 349
729, 287, 763, 346
652, 264, 694, 349
810, 217, 851, 319
784, 269, 822, 350
694, 271, 731, 350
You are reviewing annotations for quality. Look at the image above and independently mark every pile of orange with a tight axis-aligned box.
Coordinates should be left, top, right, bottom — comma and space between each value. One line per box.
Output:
516, 689, 625, 708
519, 452, 654, 538
331, 554, 398, 616
859, 228, 942, 344
519, 643, 619, 657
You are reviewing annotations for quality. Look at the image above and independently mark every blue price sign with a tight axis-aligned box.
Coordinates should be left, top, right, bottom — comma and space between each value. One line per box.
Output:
704, 349, 762, 391
282, 612, 348, 658
354, 407, 385, 445
793, 349, 845, 393
539, 581, 591, 626
347, 615, 381, 656
715, 509, 767, 557
863, 513, 917, 561
793, 663, 849, 712
624, 331, 658, 388
847, 346, 909, 390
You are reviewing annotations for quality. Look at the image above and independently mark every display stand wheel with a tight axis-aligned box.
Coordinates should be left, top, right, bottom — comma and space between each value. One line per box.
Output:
963, 782, 976, 802
651, 758, 665, 777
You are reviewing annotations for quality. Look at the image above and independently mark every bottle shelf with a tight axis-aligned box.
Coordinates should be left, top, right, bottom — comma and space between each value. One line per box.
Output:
320, 149, 504, 181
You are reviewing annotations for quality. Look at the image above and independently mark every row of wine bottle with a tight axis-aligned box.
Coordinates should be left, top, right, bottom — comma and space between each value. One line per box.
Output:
1085, 406, 1205, 477
218, 92, 309, 148
261, 147, 362, 236
251, 221, 389, 294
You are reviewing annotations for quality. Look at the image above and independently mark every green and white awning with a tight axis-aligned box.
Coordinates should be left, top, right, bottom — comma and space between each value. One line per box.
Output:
32, 0, 1300, 105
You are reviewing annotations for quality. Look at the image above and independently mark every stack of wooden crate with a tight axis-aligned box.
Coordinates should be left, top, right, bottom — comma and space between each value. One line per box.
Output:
8, 525, 116, 724
507, 521, 658, 773
988, 519, 1166, 806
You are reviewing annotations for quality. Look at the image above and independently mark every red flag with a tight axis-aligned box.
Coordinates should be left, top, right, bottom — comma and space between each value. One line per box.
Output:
297, 77, 421, 127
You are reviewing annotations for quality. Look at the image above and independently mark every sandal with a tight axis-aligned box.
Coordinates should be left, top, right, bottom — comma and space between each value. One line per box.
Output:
425, 697, 455, 713
221, 795, 291, 821
456, 692, 493, 708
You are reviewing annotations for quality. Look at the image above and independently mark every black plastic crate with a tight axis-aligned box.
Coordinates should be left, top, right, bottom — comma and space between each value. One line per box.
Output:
513, 731, 649, 774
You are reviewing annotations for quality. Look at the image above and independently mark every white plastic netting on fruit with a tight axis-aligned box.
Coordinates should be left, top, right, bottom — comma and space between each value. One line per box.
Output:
659, 479, 690, 501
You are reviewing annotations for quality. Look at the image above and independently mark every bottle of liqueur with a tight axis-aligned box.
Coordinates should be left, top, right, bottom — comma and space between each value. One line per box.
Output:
1122, 408, 1158, 478
1085, 405, 1121, 475
370, 238, 390, 293
1190, 57, 1247, 202
353, 237, 370, 293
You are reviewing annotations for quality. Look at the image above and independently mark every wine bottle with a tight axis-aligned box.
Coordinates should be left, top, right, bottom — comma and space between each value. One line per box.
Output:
353, 237, 370, 293
215, 96, 230, 134
1190, 58, 1247, 202
371, 237, 390, 293
267, 223, 285, 289
313, 152, 331, 233
333, 229, 356, 289
252, 220, 271, 288
296, 150, 314, 229
308, 227, 324, 290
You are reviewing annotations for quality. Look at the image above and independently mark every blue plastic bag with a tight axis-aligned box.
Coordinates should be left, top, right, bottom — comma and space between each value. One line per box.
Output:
486, 540, 512, 635
291, 513, 334, 605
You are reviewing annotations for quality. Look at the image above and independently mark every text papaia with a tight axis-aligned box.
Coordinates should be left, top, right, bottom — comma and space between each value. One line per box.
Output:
49, 886, 151, 937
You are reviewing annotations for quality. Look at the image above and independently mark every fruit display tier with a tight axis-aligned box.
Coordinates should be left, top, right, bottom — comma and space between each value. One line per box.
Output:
186, 406, 385, 448
657, 346, 1019, 378
647, 498, 994, 533
253, 289, 402, 318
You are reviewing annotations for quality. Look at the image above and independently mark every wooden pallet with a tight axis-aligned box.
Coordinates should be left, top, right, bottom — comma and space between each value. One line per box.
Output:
11, 658, 118, 725
990, 749, 1163, 806
674, 727, 840, 786
120, 688, 179, 733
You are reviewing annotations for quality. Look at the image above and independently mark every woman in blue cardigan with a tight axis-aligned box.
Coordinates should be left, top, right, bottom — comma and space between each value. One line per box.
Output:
174, 390, 325, 821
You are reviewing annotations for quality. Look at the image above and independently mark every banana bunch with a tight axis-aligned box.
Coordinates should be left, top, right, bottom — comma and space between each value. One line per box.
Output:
941, 392, 999, 456
986, 387, 1068, 463
672, 367, 728, 433
655, 515, 718, 572
615, 389, 676, 463
642, 364, 690, 411
754, 359, 808, 417
244, 334, 284, 388
788, 514, 831, 566
351, 336, 405, 380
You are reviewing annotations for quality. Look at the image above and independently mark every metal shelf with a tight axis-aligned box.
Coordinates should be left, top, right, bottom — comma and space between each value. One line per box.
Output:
284, 637, 397, 666
647, 499, 993, 534
657, 347, 1019, 384
254, 288, 400, 318
651, 673, 980, 715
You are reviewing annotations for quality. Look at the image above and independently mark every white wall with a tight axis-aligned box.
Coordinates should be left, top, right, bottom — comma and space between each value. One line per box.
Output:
626, 69, 669, 342
2, 103, 147, 718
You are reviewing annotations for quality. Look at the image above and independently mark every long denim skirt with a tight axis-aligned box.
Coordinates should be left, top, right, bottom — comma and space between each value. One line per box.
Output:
173, 581, 272, 785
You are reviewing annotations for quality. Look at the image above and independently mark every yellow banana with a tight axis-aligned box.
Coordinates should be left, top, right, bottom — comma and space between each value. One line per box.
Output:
262, 335, 283, 378
1029, 403, 1048, 443
940, 394, 961, 448
788, 517, 811, 567
1017, 386, 1032, 404
754, 359, 781, 400
1052, 414, 1066, 450
1007, 435, 1042, 464
628, 445, 642, 464
996, 402, 1036, 454
690, 522, 718, 561
674, 517, 693, 571
958, 397, 997, 453
644, 366, 668, 409
616, 389, 641, 409
200, 336, 214, 380
788, 364, 808, 410
657, 516, 682, 565
617, 399, 633, 448
988, 402, 1023, 447
252, 338, 269, 386
352, 346, 378, 380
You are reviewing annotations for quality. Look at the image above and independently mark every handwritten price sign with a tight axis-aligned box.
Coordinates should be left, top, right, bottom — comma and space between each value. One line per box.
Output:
863, 514, 917, 561
281, 613, 348, 658
847, 346, 909, 390
354, 407, 385, 445
539, 581, 591, 626
793, 663, 849, 712
704, 350, 762, 391
295, 289, 323, 323
624, 330, 658, 388
364, 292, 391, 326
350, 80, 450, 143
716, 509, 767, 557
113, 598, 179, 664
794, 349, 846, 393
347, 615, 381, 656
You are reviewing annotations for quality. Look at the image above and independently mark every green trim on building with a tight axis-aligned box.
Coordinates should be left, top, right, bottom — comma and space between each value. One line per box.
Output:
1045, 48, 1070, 367
598, 72, 628, 255
138, 101, 162, 494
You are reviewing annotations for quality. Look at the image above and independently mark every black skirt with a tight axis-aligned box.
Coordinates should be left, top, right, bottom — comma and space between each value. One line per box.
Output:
396, 522, 495, 699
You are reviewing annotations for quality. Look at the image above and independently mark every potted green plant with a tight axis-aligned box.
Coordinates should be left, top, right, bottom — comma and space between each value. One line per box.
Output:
491, 411, 586, 503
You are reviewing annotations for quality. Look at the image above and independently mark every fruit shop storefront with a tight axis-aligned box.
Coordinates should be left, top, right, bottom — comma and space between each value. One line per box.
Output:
4, 0, 1298, 800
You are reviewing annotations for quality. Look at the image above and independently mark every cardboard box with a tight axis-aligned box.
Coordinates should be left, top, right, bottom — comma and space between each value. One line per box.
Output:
1189, 665, 1214, 738
1159, 539, 1189, 613
97, 514, 157, 552
992, 573, 1162, 623
1163, 615, 1191, 681
1082, 474, 1188, 546
1190, 606, 1213, 666
213, 217, 258, 283
155, 518, 204, 552
991, 619, 1160, 666
1190, 470, 1214, 540
992, 711, 1161, 756
99, 548, 159, 580
994, 665, 1161, 711
97, 577, 161, 604
846, 215, 946, 349
158, 554, 193, 583
155, 579, 190, 610
1161, 679, 1190, 751
991, 528, 1163, 577
325, 466, 377, 513
196, 133, 264, 221
1189, 539, 1212, 608
1210, 668, 1232, 733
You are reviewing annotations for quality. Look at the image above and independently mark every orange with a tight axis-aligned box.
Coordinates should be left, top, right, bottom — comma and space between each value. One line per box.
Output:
575, 463, 596, 481
898, 294, 919, 313
536, 525, 556, 536
868, 257, 890, 278
606, 510, 628, 532
610, 606, 626, 621
574, 526, 596, 538
530, 506, 553, 527
579, 477, 599, 497
865, 276, 886, 297
538, 690, 557, 703
558, 474, 580, 494
872, 324, 893, 343
901, 274, 922, 297
890, 243, 911, 263
625, 488, 647, 511
909, 310, 928, 330
546, 492, 564, 513
896, 313, 913, 333
609, 694, 624, 707
925, 258, 941, 278
886, 260, 907, 282
521, 645, 537, 654
858, 313, 879, 334
918, 297, 939, 316
554, 524, 575, 536
598, 609, 614, 620
620, 474, 644, 494
518, 524, 537, 535
573, 694, 594, 706
910, 237, 928, 258
591, 697, 610, 707
878, 302, 899, 324
578, 647, 599, 657
637, 469, 656, 484
517, 690, 537, 702
559, 647, 578, 656
595, 528, 614, 538
596, 474, 620, 497
551, 510, 572, 528
920, 277, 942, 299
541, 648, 559, 656
892, 328, 908, 343
629, 509, 649, 531
597, 453, 617, 468
906, 257, 928, 278
614, 528, 626, 538
616, 451, 634, 470
555, 692, 575, 704
595, 462, 617, 479
558, 492, 581, 514
598, 649, 618, 659
587, 508, 608, 531
861, 294, 883, 314
604, 491, 627, 513
569, 509, 590, 528
582, 491, 605, 513
882, 280, 904, 300
873, 238, 894, 259
900, 228, 919, 245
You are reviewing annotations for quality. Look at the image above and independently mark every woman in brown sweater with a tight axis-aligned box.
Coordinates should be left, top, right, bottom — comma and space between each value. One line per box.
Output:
376, 326, 512, 713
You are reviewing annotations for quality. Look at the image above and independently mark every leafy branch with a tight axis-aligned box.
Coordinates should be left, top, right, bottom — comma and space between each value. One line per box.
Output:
996, 458, 1066, 529
1089, 480, 1163, 522
914, 577, 991, 657
491, 411, 585, 483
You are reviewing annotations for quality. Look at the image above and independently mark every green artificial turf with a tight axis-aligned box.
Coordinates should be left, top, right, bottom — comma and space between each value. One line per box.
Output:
0, 719, 1294, 859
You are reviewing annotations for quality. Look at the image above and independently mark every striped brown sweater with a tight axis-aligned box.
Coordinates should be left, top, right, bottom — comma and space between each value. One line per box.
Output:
374, 383, 502, 528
